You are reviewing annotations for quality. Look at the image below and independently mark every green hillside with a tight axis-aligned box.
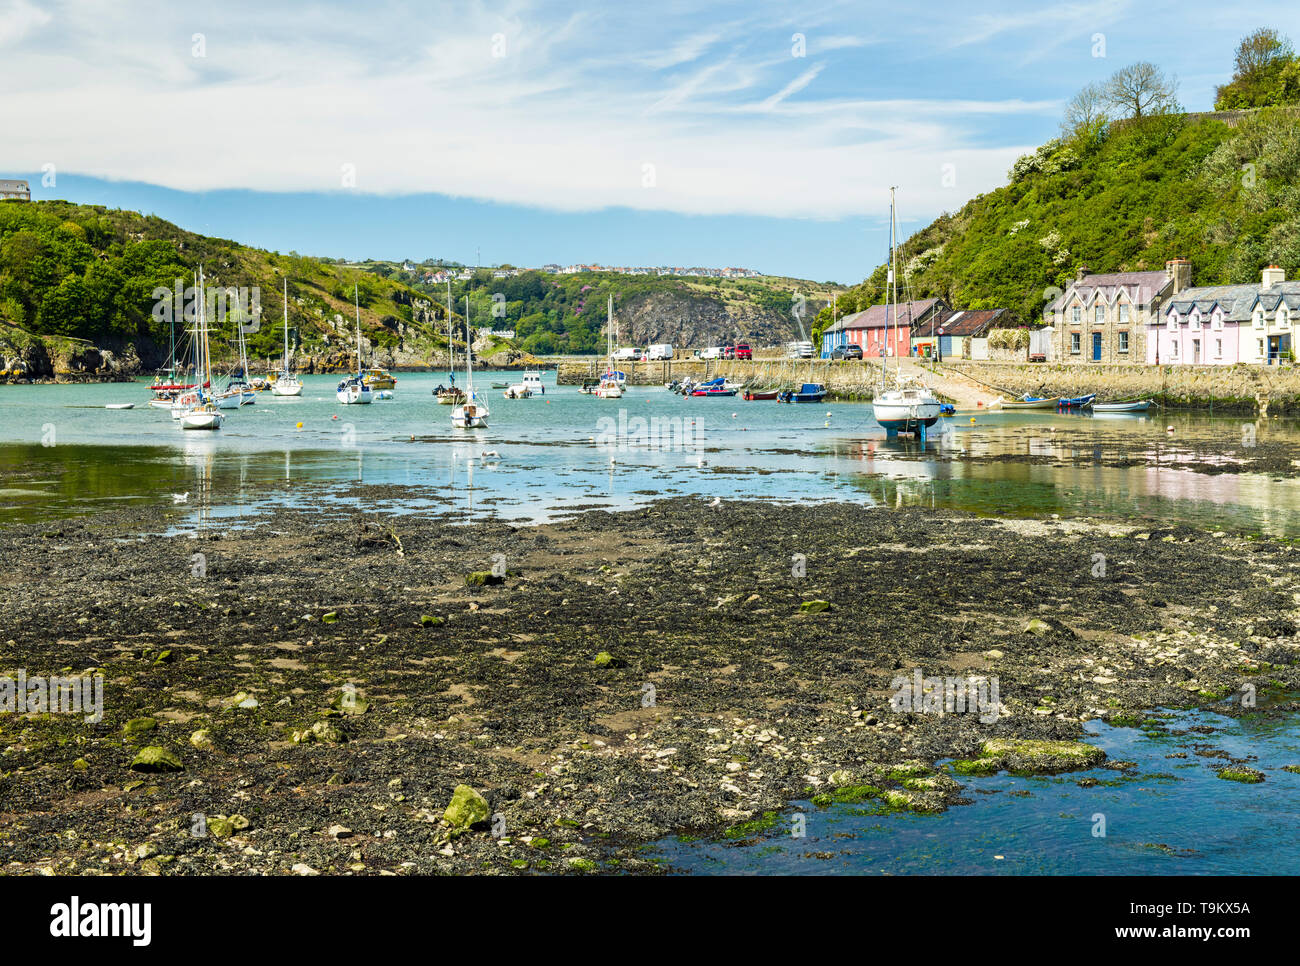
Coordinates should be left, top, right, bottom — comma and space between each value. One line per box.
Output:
816, 31, 1300, 339
818, 107, 1300, 339
0, 201, 452, 372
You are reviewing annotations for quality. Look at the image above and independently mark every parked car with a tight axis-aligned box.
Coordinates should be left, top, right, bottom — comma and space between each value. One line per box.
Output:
722, 345, 736, 359
831, 344, 863, 360
735, 343, 752, 360
646, 343, 674, 360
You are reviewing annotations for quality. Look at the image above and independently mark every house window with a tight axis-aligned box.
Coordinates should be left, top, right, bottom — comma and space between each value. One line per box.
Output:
1070, 332, 1080, 354
1118, 331, 1129, 353
1189, 312, 1200, 331
1094, 305, 1105, 326
1212, 312, 1223, 331
1215, 339, 1223, 358
1167, 312, 1178, 331
1254, 309, 1264, 328
1171, 341, 1179, 359
1119, 304, 1129, 324
1279, 306, 1290, 328
1072, 306, 1081, 324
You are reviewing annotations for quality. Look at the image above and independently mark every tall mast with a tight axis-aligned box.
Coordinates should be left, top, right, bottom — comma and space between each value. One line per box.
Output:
891, 186, 900, 380
282, 277, 289, 373
446, 279, 454, 383
464, 295, 473, 393
353, 283, 362, 377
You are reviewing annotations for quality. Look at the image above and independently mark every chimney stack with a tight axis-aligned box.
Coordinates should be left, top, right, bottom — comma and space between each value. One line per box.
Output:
1165, 257, 1191, 295
1075, 265, 1089, 283
1263, 264, 1285, 289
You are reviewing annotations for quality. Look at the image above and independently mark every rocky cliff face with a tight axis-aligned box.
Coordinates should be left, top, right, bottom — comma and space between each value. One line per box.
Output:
618, 290, 805, 348
1, 327, 145, 383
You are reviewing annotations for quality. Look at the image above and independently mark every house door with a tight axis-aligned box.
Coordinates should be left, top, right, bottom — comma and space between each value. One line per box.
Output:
1091, 332, 1102, 361
1193, 339, 1201, 364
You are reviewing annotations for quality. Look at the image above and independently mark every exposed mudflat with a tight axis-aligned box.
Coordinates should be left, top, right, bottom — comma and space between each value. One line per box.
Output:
1, 497, 1298, 874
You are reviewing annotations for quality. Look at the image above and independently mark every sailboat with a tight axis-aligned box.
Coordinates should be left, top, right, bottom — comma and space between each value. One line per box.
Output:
595, 295, 624, 398
436, 281, 465, 405
271, 278, 303, 396
176, 267, 224, 430
336, 284, 373, 405
871, 188, 941, 438
216, 285, 256, 409
451, 296, 489, 428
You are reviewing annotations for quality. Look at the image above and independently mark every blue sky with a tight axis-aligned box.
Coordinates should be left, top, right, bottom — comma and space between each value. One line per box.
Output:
2, 0, 1294, 282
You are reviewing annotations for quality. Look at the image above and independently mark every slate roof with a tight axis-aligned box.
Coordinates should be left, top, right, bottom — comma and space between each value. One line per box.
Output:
841, 298, 948, 330
936, 308, 1009, 337
1050, 270, 1172, 312
1165, 281, 1300, 322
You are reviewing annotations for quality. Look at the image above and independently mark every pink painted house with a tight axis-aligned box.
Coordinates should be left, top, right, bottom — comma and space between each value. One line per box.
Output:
1153, 266, 1300, 366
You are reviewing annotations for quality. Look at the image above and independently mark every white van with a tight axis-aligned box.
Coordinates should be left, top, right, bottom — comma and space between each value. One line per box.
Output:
699, 346, 724, 360
646, 344, 673, 360
612, 347, 641, 361
786, 341, 813, 359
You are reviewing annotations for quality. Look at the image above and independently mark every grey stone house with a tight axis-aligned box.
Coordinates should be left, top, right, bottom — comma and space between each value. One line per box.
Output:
1049, 259, 1191, 364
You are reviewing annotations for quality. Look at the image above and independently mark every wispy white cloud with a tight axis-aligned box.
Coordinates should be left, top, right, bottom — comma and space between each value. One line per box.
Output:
0, 0, 1067, 222
0, 0, 50, 47
757, 62, 825, 110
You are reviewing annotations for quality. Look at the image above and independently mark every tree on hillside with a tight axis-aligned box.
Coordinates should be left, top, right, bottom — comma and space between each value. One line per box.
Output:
1235, 28, 1293, 78
1061, 81, 1110, 138
1215, 28, 1300, 109
1102, 62, 1180, 119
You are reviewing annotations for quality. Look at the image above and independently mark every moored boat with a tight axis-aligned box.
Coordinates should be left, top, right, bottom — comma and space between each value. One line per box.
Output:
1089, 399, 1152, 413
1058, 393, 1096, 409
451, 294, 490, 428
743, 388, 779, 401
270, 278, 304, 397
337, 285, 373, 405
777, 382, 828, 404
362, 367, 396, 390
1001, 395, 1059, 410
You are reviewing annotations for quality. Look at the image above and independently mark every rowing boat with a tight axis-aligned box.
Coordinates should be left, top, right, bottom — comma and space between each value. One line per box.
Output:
1001, 396, 1059, 410
1092, 400, 1154, 410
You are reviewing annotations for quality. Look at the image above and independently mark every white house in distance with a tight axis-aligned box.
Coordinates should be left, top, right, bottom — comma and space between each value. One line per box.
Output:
1154, 265, 1300, 366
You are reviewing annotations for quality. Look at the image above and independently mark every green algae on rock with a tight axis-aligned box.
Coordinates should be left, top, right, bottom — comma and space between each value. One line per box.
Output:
1217, 767, 1265, 783
977, 738, 1105, 775
129, 746, 184, 773
444, 784, 491, 829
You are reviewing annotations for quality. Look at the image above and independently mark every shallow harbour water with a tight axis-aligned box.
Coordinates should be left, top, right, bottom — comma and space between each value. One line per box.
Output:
2, 371, 1299, 534
652, 705, 1300, 875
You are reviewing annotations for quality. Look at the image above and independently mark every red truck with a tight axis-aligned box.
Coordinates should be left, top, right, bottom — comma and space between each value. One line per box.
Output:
735, 343, 752, 360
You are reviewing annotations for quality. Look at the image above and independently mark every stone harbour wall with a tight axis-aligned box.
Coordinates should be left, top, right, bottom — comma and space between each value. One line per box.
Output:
941, 361, 1300, 415
556, 358, 892, 399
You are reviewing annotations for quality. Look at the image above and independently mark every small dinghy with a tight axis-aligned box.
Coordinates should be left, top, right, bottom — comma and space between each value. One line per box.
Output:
105, 403, 134, 410
1089, 399, 1151, 413
743, 388, 778, 401
1001, 395, 1059, 410
777, 383, 828, 404
1057, 393, 1095, 409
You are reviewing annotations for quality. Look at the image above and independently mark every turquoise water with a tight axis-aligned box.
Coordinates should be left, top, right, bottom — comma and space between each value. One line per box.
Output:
653, 705, 1300, 875
2, 371, 1300, 532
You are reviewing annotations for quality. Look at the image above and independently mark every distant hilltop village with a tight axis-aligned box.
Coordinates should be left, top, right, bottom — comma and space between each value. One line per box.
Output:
400, 262, 766, 284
